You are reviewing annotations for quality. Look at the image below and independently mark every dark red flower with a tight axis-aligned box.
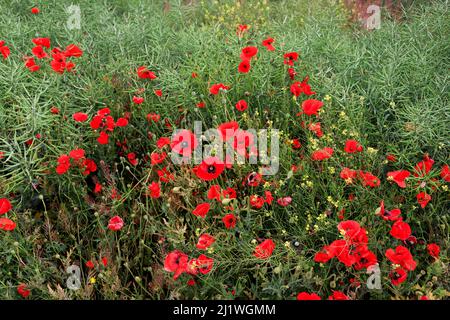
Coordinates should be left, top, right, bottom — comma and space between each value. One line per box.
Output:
194, 156, 225, 181
283, 52, 298, 66
344, 139, 363, 153
389, 267, 407, 286
427, 243, 440, 259
164, 250, 188, 280
440, 164, 450, 182
17, 284, 30, 298
235, 99, 248, 111
148, 182, 161, 198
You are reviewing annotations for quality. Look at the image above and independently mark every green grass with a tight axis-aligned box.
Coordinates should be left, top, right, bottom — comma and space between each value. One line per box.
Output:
0, 0, 449, 300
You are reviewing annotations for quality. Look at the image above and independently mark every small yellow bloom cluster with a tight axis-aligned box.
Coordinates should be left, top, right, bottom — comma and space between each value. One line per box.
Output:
327, 196, 340, 208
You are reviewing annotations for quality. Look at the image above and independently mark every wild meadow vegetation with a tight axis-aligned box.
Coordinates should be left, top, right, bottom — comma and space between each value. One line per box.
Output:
0, 0, 449, 300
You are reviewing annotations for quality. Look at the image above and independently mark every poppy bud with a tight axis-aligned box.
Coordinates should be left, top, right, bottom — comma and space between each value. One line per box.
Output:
222, 198, 232, 205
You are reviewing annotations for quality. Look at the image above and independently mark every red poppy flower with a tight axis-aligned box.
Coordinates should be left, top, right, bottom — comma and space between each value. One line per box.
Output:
243, 172, 263, 187
0, 198, 12, 215
0, 217, 16, 231
416, 192, 431, 208
97, 131, 109, 145
218, 121, 239, 141
222, 213, 236, 229
191, 72, 198, 78
150, 152, 167, 165
390, 220, 412, 241
137, 66, 156, 80
32, 37, 50, 48
171, 129, 198, 156
192, 203, 210, 218
69, 148, 85, 160
194, 156, 225, 181
25, 57, 40, 72
359, 171, 380, 188
328, 291, 349, 300
207, 185, 221, 202
156, 137, 170, 149
386, 153, 397, 162
115, 117, 128, 127
196, 234, 215, 250
154, 89, 163, 97
262, 37, 275, 51
64, 44, 83, 57
86, 260, 95, 269
0, 42, 10, 60
240, 46, 258, 60
340, 167, 357, 183
17, 284, 30, 298
238, 59, 251, 73
344, 139, 363, 153
308, 122, 323, 138
32, 45, 48, 59
233, 129, 256, 155
254, 239, 275, 259
73, 112, 88, 122
414, 154, 434, 177
196, 254, 214, 274
427, 243, 440, 259
147, 181, 161, 198
288, 67, 296, 80
283, 52, 299, 66
290, 77, 315, 97
108, 216, 124, 231
389, 267, 407, 286
301, 99, 323, 116
235, 99, 248, 111
164, 250, 188, 280
56, 154, 71, 174
209, 83, 230, 95
311, 147, 333, 161
387, 170, 410, 188
440, 164, 450, 182
196, 101, 205, 108
277, 196, 292, 207
250, 195, 265, 209
31, 7, 40, 14
385, 245, 417, 271
133, 96, 144, 104
380, 207, 402, 221
297, 292, 321, 300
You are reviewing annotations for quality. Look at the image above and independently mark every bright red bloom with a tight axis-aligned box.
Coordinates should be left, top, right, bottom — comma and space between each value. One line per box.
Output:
192, 203, 210, 218
386, 154, 397, 162
277, 196, 292, 207
151, 152, 167, 165
427, 243, 440, 259
64, 44, 83, 57
196, 254, 214, 274
359, 171, 380, 188
156, 137, 171, 149
440, 164, 450, 182
240, 46, 258, 60
389, 267, 407, 286
32, 37, 50, 48
380, 207, 402, 221
86, 260, 95, 269
0, 42, 10, 60
194, 156, 225, 181
311, 147, 333, 161
235, 99, 248, 111
31, 7, 40, 14
297, 292, 321, 300
132, 96, 144, 104
344, 139, 363, 153
387, 170, 410, 188
196, 234, 215, 250
73, 112, 88, 122
222, 187, 236, 200
25, 57, 40, 72
250, 195, 265, 209
416, 192, 431, 208
137, 66, 156, 80
328, 291, 349, 300
283, 52, 299, 66
390, 220, 412, 241
196, 101, 205, 108
32, 45, 48, 59
222, 213, 236, 229
69, 148, 85, 160
254, 239, 275, 259
97, 131, 109, 145
414, 154, 434, 177
340, 167, 357, 183
290, 77, 315, 97
56, 154, 71, 175
209, 83, 230, 95
0, 217, 16, 231
207, 185, 221, 202
164, 250, 188, 280
148, 182, 161, 198
262, 37, 275, 51
0, 198, 12, 215
17, 284, 30, 298
170, 130, 198, 156
238, 59, 251, 73
108, 216, 124, 231
301, 99, 323, 116
385, 245, 417, 271
308, 122, 323, 138
218, 121, 239, 141
154, 89, 163, 97
115, 117, 128, 127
